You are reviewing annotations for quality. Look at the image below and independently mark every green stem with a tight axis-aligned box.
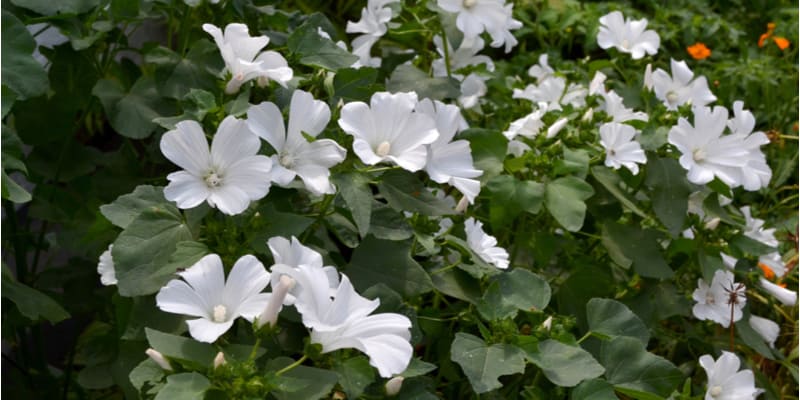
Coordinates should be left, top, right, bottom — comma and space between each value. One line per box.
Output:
440, 26, 453, 79
248, 337, 262, 362
275, 355, 308, 376
576, 330, 593, 344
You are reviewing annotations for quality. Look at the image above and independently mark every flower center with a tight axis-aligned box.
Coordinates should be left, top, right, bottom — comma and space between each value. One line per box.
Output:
463, 0, 477, 8
705, 292, 715, 304
279, 152, 295, 168
666, 91, 679, 104
709, 385, 723, 397
212, 305, 227, 323
621, 39, 630, 49
376, 141, 392, 157
693, 148, 707, 162
205, 172, 223, 187
609, 149, 617, 156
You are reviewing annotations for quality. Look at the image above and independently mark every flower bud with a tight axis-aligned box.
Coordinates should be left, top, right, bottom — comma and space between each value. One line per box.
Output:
145, 348, 172, 371
643, 64, 654, 90
455, 196, 469, 213
581, 108, 594, 122
541, 316, 553, 331
759, 278, 797, 306
385, 376, 404, 396
703, 217, 721, 230
257, 275, 296, 328
213, 351, 226, 369
546, 117, 568, 139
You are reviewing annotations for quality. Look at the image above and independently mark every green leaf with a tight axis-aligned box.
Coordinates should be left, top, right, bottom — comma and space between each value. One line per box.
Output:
486, 175, 544, 228
586, 298, 650, 346
1, 11, 49, 99
110, 0, 138, 19
645, 158, 691, 236
400, 358, 438, 378
370, 202, 413, 240
556, 266, 615, 331
268, 357, 339, 400
601, 222, 674, 279
477, 269, 551, 320
333, 356, 375, 399
333, 172, 372, 237
347, 236, 434, 297
100, 185, 168, 229
386, 64, 460, 101
599, 337, 683, 397
571, 379, 617, 400
590, 166, 649, 219
736, 313, 777, 360
287, 14, 358, 71
526, 340, 605, 387
614, 387, 668, 400
554, 147, 590, 178
2, 265, 69, 323
332, 67, 382, 103
450, 333, 526, 394
129, 359, 164, 392
430, 267, 481, 304
154, 372, 210, 400
638, 126, 669, 151
1, 170, 31, 203
2, 85, 17, 117
545, 176, 595, 231
460, 128, 507, 181
112, 204, 193, 296
77, 364, 115, 389
145, 328, 216, 366
10, 0, 98, 15
377, 169, 455, 216
147, 41, 220, 99
93, 77, 173, 139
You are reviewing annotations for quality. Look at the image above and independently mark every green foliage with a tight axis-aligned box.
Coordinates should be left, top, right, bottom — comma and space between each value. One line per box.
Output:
450, 333, 527, 394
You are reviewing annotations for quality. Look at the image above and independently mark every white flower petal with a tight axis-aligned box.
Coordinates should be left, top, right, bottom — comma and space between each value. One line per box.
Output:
161, 121, 212, 176
247, 101, 287, 151
164, 171, 211, 209
288, 90, 331, 138
186, 318, 235, 343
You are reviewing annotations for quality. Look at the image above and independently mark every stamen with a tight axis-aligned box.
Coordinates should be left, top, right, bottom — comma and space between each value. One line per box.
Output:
205, 172, 222, 187
212, 305, 227, 322
376, 141, 392, 157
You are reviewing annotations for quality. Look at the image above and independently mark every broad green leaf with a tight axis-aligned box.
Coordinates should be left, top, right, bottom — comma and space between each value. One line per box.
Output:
325, 211, 360, 248
377, 170, 455, 216
386, 64, 460, 100
333, 356, 375, 399
145, 328, 216, 366
645, 158, 691, 236
268, 357, 339, 400
250, 203, 315, 253
730, 234, 776, 257
347, 236, 434, 297
638, 126, 669, 151
627, 283, 690, 328
555, 266, 615, 331
112, 204, 193, 296
614, 387, 668, 400
545, 176, 595, 231
10, 0, 98, 15
736, 313, 777, 360
100, 185, 168, 229
400, 358, 438, 378
2, 85, 17, 117
110, 0, 138, 18
147, 41, 220, 99
77, 364, 115, 389
430, 267, 482, 304
93, 77, 173, 139
1, 12, 49, 99
477, 269, 551, 320
370, 202, 413, 240
460, 128, 507, 181
554, 147, 589, 178
120, 295, 185, 341
450, 333, 526, 394
526, 340, 605, 387
586, 298, 650, 346
2, 265, 69, 322
333, 172, 373, 237
1, 170, 31, 203
287, 14, 358, 71
599, 337, 683, 397
129, 359, 164, 392
590, 166, 648, 219
486, 175, 545, 228
332, 67, 382, 103
154, 372, 210, 400
571, 378, 617, 400
602, 222, 674, 279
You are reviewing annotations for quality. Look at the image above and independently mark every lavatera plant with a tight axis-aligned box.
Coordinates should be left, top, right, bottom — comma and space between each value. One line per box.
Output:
4, 0, 795, 399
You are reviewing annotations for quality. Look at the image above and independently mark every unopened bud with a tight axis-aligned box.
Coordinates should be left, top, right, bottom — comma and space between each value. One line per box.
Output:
581, 108, 594, 122
703, 217, 721, 230
541, 316, 553, 331
455, 196, 469, 213
546, 117, 568, 139
213, 352, 226, 369
257, 275, 296, 328
385, 376, 404, 396
145, 348, 172, 371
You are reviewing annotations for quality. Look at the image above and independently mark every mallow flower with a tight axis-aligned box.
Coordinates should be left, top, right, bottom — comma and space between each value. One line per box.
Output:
437, 0, 522, 53
156, 254, 271, 343
338, 92, 438, 172
740, 206, 779, 248
97, 245, 117, 286
247, 90, 346, 196
203, 23, 293, 94
651, 59, 716, 110
699, 352, 762, 400
346, 0, 399, 67
513, 76, 587, 112
432, 35, 495, 78
692, 269, 745, 328
416, 98, 483, 204
527, 54, 555, 82
749, 315, 780, 348
160, 117, 272, 215
596, 11, 660, 60
465, 217, 509, 269
598, 90, 648, 123
266, 236, 340, 308
503, 109, 545, 140
599, 122, 647, 175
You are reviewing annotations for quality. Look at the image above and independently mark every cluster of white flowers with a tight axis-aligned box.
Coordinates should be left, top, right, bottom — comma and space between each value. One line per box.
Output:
346, 0, 400, 67
596, 11, 659, 60
437, 0, 521, 53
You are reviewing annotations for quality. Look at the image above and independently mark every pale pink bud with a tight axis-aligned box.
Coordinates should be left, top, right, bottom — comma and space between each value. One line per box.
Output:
145, 348, 172, 371
385, 376, 404, 396
257, 275, 296, 328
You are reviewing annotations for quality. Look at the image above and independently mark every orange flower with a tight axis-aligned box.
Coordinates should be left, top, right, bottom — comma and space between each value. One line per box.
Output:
759, 22, 790, 50
758, 262, 776, 280
773, 37, 790, 50
687, 42, 711, 59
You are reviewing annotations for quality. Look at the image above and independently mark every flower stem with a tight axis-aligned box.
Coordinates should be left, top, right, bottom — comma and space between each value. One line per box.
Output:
248, 337, 262, 362
576, 330, 593, 344
275, 355, 308, 376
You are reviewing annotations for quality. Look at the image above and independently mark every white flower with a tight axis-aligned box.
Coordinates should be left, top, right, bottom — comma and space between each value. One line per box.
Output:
266, 236, 340, 308
668, 106, 770, 191
643, 63, 654, 90
202, 23, 293, 94
726, 101, 772, 190
547, 117, 569, 139
758, 252, 785, 278
588, 71, 607, 95
97, 245, 117, 286
651, 59, 716, 110
513, 77, 587, 112
528, 54, 555, 82
503, 109, 545, 140
156, 254, 271, 343
346, 0, 399, 67
758, 278, 797, 306
692, 269, 745, 328
598, 90, 648, 123
432, 35, 494, 78
437, 0, 522, 53
507, 139, 531, 157
596, 11, 660, 60
459, 73, 488, 109
247, 91, 346, 196
699, 351, 762, 400
720, 252, 738, 269
749, 315, 780, 348
464, 217, 509, 269
416, 99, 483, 204
160, 117, 272, 215
740, 206, 778, 248
338, 92, 438, 172
599, 122, 647, 175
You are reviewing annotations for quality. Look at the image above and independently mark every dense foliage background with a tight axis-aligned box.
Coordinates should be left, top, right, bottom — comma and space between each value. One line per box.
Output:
2, 0, 797, 398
